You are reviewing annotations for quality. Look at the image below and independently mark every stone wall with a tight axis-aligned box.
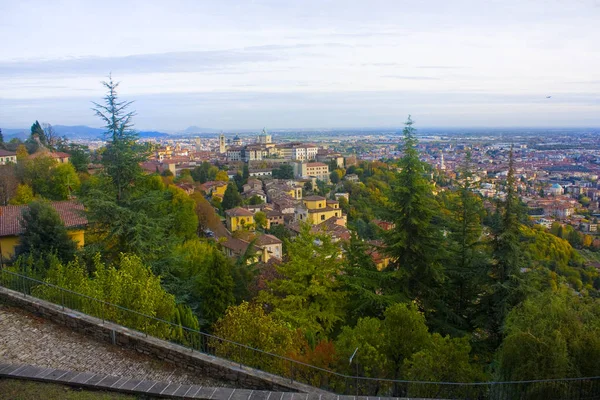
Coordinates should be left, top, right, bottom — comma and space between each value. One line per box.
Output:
0, 286, 327, 394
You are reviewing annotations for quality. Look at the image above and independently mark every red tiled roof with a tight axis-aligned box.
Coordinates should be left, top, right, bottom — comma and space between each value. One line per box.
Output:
225, 207, 254, 217
0, 201, 87, 237
0, 149, 16, 157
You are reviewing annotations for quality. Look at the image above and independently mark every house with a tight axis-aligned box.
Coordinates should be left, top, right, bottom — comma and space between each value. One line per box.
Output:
221, 233, 282, 263
266, 209, 284, 229
293, 161, 329, 181
225, 207, 255, 232
0, 201, 87, 260
344, 174, 359, 182
295, 196, 345, 226
373, 219, 395, 231
0, 149, 17, 165
29, 150, 71, 164
200, 181, 228, 198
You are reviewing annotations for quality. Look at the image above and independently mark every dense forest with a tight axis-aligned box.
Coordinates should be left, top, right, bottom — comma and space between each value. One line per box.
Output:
2, 78, 600, 394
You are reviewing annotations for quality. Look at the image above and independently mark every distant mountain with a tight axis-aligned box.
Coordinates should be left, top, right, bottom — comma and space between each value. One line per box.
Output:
2, 128, 28, 140
179, 126, 218, 134
1, 125, 170, 140
53, 125, 105, 139
138, 130, 169, 138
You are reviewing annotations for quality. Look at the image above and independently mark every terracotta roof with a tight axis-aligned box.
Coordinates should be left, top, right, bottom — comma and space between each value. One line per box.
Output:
0, 201, 87, 237
29, 151, 70, 159
0, 149, 16, 157
221, 237, 251, 254
225, 207, 254, 217
303, 195, 326, 201
306, 162, 327, 167
255, 234, 282, 246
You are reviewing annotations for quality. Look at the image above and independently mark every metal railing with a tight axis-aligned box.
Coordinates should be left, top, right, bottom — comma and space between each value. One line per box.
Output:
1, 268, 600, 399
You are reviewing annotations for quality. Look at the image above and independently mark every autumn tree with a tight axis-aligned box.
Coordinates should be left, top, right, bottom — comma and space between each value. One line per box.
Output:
212, 301, 300, 372
0, 164, 18, 205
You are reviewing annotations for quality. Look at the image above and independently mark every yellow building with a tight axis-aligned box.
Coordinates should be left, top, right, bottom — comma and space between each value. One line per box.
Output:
225, 207, 255, 232
201, 181, 228, 198
296, 196, 345, 225
0, 201, 87, 262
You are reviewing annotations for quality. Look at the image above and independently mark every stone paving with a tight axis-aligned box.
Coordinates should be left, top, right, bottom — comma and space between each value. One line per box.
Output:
0, 303, 229, 387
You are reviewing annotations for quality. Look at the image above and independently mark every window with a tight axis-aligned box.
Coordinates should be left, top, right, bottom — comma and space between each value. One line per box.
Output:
321, 215, 325, 221
335, 212, 338, 217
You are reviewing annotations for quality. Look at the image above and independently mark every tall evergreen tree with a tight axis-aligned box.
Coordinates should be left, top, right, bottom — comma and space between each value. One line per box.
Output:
15, 201, 77, 263
483, 145, 526, 346
221, 182, 242, 211
92, 75, 148, 201
445, 150, 486, 333
341, 234, 399, 323
385, 116, 445, 310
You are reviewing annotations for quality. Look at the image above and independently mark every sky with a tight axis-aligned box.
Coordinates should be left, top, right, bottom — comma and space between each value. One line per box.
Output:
1, 0, 599, 131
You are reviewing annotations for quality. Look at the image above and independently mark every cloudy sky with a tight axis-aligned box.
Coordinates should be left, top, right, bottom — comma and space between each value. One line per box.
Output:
1, 0, 599, 130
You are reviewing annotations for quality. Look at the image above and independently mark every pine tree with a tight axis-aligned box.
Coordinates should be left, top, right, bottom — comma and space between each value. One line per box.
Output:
485, 145, 525, 346
200, 251, 235, 326
15, 201, 77, 263
341, 233, 399, 322
445, 150, 486, 332
385, 116, 445, 309
92, 75, 148, 201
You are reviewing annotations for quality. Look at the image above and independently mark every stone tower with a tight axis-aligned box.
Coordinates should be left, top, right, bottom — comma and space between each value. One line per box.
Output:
219, 133, 226, 154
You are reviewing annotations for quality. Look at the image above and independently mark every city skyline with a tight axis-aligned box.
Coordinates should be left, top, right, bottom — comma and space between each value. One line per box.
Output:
1, 0, 599, 130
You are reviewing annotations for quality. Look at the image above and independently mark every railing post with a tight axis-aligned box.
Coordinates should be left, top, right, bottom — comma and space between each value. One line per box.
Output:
61, 290, 65, 310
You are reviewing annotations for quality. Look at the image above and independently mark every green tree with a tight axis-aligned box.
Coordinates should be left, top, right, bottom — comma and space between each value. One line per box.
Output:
92, 75, 148, 201
222, 182, 242, 211
21, 153, 56, 198
49, 162, 80, 200
273, 164, 294, 179
212, 302, 300, 372
385, 116, 445, 311
336, 303, 431, 382
254, 211, 267, 230
497, 288, 600, 381
444, 151, 487, 334
215, 170, 229, 182
15, 201, 77, 263
258, 225, 346, 337
330, 170, 341, 184
484, 146, 526, 346
403, 334, 486, 397
200, 249, 235, 326
67, 143, 91, 173
9, 184, 35, 205
341, 233, 399, 322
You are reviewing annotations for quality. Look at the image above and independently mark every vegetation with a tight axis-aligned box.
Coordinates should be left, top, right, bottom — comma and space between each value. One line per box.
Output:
5, 78, 600, 395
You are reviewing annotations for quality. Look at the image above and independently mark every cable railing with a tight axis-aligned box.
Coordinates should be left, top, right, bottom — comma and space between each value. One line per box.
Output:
1, 268, 600, 399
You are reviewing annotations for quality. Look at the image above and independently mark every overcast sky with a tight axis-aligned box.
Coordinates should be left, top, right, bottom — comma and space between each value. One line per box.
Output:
1, 0, 599, 131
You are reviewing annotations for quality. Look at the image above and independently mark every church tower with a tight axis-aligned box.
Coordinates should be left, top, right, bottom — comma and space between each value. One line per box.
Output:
219, 133, 226, 154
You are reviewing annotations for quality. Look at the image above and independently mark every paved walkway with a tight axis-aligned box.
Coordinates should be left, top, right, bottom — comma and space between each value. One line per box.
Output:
0, 304, 228, 387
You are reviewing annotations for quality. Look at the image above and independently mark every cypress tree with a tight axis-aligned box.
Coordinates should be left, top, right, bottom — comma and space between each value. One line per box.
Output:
221, 182, 242, 211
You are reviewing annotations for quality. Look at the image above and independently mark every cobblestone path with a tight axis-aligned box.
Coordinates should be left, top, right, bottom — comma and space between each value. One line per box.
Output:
0, 304, 229, 387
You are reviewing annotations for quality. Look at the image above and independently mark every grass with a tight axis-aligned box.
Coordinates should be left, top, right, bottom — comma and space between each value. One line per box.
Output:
0, 378, 151, 400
